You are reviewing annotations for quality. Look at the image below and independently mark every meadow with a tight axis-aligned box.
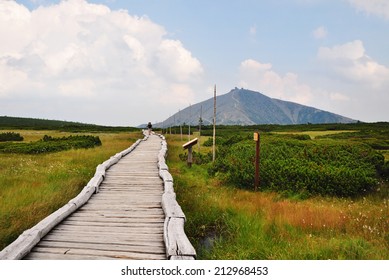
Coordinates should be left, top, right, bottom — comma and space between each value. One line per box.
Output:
1, 122, 388, 259
0, 129, 141, 250
163, 123, 389, 259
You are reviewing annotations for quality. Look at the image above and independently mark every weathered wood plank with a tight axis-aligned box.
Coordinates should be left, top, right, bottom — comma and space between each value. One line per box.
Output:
157, 135, 196, 260
24, 252, 117, 260
42, 232, 164, 244
164, 217, 196, 259
36, 240, 165, 254
53, 224, 163, 234
30, 247, 166, 260
58, 216, 164, 224
67, 210, 164, 216
41, 235, 165, 248
73, 209, 165, 216
44, 229, 164, 239
162, 193, 185, 219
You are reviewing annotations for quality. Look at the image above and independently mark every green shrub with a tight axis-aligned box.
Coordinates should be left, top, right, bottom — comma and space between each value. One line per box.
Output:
0, 135, 101, 154
0, 132, 23, 142
179, 151, 212, 165
209, 137, 383, 197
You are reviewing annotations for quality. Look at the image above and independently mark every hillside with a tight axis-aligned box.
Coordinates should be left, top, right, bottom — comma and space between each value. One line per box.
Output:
0, 116, 137, 132
157, 88, 356, 127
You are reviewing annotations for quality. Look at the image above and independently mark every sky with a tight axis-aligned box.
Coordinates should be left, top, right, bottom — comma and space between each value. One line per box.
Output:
1, 0, 389, 126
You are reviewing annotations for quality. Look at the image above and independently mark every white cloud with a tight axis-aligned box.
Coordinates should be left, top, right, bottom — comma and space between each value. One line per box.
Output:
313, 26, 328, 39
239, 59, 313, 105
347, 0, 389, 20
237, 58, 368, 120
318, 40, 389, 88
0, 0, 204, 125
314, 40, 389, 121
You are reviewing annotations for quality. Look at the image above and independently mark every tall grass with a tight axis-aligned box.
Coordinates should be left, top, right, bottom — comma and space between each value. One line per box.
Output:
165, 133, 389, 259
0, 130, 141, 250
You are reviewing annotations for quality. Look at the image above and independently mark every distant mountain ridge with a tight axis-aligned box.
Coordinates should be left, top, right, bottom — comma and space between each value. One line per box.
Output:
0, 116, 137, 132
156, 88, 355, 127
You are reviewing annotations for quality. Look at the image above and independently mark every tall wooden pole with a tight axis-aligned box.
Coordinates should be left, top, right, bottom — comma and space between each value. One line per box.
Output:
179, 109, 182, 141
188, 103, 191, 141
173, 115, 176, 134
212, 85, 216, 162
198, 105, 202, 153
254, 131, 260, 191
169, 114, 171, 135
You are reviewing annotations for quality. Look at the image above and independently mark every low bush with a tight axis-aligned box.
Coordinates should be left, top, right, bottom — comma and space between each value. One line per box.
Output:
209, 136, 384, 197
0, 135, 101, 154
0, 132, 23, 142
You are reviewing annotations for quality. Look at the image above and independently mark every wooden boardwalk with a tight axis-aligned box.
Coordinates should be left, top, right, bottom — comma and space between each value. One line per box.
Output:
24, 134, 167, 260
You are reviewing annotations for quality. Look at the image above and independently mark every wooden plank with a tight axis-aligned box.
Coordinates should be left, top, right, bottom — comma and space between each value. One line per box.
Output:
73, 209, 165, 216
170, 256, 196, 260
78, 204, 163, 210
61, 219, 164, 226
164, 217, 196, 259
69, 215, 164, 220
67, 211, 164, 217
36, 240, 165, 254
24, 252, 117, 260
29, 247, 166, 260
42, 233, 164, 244
41, 235, 164, 248
162, 193, 185, 219
49, 228, 163, 238
53, 224, 163, 234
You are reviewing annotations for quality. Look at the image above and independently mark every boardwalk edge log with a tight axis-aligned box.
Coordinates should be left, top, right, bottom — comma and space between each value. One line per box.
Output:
0, 133, 147, 260
157, 134, 196, 260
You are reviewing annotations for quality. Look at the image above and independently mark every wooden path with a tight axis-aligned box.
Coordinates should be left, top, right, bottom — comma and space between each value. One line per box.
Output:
23, 134, 166, 260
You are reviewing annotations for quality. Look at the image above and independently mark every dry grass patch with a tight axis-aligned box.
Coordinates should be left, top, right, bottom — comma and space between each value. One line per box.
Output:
0, 130, 141, 250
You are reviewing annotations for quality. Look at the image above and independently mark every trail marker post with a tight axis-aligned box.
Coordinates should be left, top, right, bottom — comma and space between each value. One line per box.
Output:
254, 132, 260, 191
183, 138, 198, 168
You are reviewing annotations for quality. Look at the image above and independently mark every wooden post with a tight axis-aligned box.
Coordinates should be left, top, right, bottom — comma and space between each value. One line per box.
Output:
169, 115, 171, 135
187, 146, 193, 167
179, 109, 182, 141
212, 85, 216, 162
198, 105, 202, 153
188, 104, 191, 141
183, 138, 198, 168
254, 131, 260, 191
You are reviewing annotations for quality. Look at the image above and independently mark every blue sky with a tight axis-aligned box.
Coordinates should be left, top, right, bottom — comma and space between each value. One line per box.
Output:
1, 0, 389, 125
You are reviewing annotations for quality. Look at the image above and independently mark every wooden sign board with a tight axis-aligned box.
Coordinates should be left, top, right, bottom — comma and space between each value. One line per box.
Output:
182, 138, 198, 149
253, 132, 259, 142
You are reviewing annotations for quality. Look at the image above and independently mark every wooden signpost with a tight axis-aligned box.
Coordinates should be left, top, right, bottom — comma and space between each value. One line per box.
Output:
183, 138, 198, 167
254, 132, 260, 191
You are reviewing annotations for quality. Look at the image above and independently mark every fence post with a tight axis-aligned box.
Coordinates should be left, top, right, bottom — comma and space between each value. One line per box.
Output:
183, 138, 198, 168
254, 132, 260, 191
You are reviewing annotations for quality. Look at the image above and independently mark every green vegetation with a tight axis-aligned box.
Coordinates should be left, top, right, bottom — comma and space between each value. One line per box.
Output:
0, 132, 23, 142
0, 135, 102, 154
0, 116, 138, 132
209, 134, 383, 197
163, 122, 389, 259
1, 120, 387, 259
0, 129, 141, 250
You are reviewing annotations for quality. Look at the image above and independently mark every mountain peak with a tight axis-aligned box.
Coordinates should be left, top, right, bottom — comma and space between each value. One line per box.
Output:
156, 88, 355, 127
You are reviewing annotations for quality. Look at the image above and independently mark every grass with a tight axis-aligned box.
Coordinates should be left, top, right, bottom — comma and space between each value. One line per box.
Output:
1, 127, 387, 259
0, 130, 141, 250
165, 133, 389, 260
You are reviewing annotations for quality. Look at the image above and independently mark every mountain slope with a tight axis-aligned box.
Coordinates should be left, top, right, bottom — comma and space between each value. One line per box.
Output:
0, 116, 137, 131
157, 88, 355, 127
